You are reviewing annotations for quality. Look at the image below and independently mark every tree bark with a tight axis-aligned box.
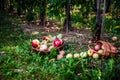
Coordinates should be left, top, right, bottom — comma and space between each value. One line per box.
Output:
93, 0, 101, 41
63, 0, 72, 33
40, 0, 46, 27
9, 0, 14, 13
101, 0, 106, 39
0, 0, 5, 12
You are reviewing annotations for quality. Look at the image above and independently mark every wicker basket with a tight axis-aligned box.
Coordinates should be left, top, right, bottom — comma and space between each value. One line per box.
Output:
88, 40, 118, 57
32, 41, 66, 53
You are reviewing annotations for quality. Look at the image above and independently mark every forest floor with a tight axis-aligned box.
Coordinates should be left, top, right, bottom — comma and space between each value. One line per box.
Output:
19, 21, 120, 52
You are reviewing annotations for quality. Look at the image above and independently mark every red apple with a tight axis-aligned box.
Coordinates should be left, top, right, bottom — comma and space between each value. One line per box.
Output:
53, 38, 63, 47
94, 44, 101, 51
42, 36, 50, 41
32, 39, 40, 48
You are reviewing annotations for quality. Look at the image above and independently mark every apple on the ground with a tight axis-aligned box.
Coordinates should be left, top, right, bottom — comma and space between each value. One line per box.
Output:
32, 39, 40, 48
92, 53, 99, 59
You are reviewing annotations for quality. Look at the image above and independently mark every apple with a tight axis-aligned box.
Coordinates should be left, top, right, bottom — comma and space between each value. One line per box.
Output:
53, 38, 63, 47
112, 36, 117, 41
73, 53, 80, 58
57, 54, 64, 60
39, 44, 48, 51
66, 54, 73, 58
92, 53, 99, 59
80, 52, 87, 58
87, 49, 95, 56
59, 50, 65, 56
32, 39, 40, 48
48, 46, 54, 51
94, 44, 101, 51
97, 49, 104, 55
42, 36, 50, 42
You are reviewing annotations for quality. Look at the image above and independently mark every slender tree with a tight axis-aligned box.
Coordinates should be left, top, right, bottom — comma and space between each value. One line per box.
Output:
93, 0, 101, 41
40, 0, 46, 27
63, 0, 72, 33
101, 0, 106, 39
0, 0, 5, 12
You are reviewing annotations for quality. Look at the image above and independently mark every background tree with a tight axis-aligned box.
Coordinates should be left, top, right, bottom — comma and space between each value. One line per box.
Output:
63, 0, 72, 33
93, 0, 101, 41
101, 0, 106, 39
0, 0, 5, 12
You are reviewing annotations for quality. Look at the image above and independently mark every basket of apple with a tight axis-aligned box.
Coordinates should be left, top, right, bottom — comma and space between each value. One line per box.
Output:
32, 34, 65, 53
88, 40, 118, 58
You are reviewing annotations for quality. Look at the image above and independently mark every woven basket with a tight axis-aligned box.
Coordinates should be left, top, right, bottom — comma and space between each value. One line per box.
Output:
32, 41, 66, 53
88, 40, 118, 57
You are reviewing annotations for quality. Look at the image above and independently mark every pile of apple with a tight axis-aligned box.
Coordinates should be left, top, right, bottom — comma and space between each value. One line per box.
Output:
32, 34, 65, 52
87, 44, 104, 59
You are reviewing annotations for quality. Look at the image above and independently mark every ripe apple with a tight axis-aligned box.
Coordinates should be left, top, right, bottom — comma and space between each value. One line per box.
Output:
88, 50, 92, 56
57, 54, 64, 60
48, 46, 54, 51
42, 36, 50, 42
73, 53, 80, 58
112, 36, 117, 41
32, 39, 40, 48
80, 52, 87, 58
53, 38, 63, 47
66, 54, 73, 58
97, 49, 104, 55
92, 53, 99, 59
94, 44, 101, 51
59, 50, 65, 56
39, 44, 48, 51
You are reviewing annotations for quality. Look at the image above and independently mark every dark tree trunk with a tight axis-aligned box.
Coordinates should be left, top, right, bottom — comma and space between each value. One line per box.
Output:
17, 1, 21, 15
0, 0, 5, 12
63, 0, 72, 33
93, 0, 101, 41
93, 0, 110, 13
40, 0, 46, 27
9, 0, 14, 13
101, 0, 106, 39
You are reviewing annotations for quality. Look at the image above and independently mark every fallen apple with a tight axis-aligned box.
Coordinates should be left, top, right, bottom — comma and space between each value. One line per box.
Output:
59, 50, 65, 56
53, 38, 63, 47
94, 44, 101, 51
87, 49, 96, 56
112, 36, 117, 41
57, 54, 64, 60
97, 49, 104, 55
66, 54, 73, 58
80, 52, 87, 58
92, 53, 99, 59
32, 39, 40, 48
48, 46, 54, 51
39, 44, 48, 51
73, 53, 80, 58
43, 36, 50, 42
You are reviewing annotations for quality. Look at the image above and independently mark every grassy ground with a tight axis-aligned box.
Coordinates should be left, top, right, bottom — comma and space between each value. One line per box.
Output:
0, 13, 120, 80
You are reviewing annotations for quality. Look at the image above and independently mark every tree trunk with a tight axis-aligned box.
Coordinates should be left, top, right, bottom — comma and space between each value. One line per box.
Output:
63, 0, 71, 33
40, 0, 46, 27
0, 0, 5, 12
101, 0, 106, 40
93, 0, 101, 41
93, 0, 110, 13
9, 0, 14, 13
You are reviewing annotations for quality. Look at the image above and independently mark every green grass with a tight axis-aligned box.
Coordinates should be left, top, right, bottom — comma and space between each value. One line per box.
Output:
0, 13, 120, 80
